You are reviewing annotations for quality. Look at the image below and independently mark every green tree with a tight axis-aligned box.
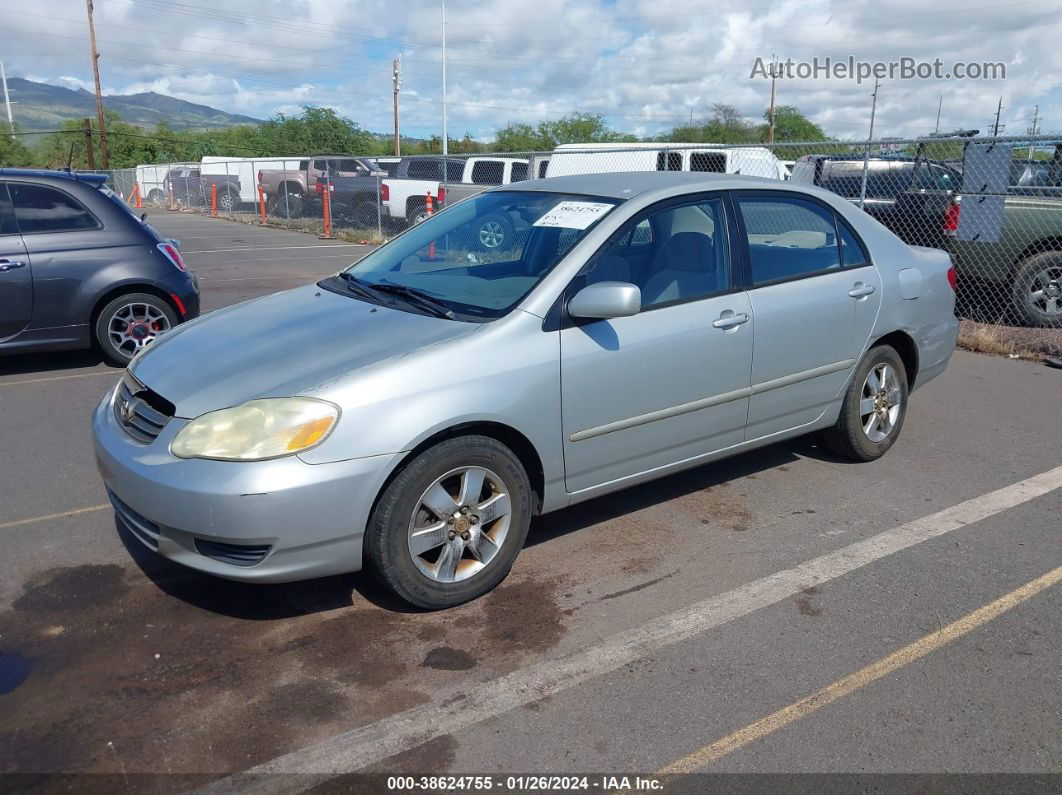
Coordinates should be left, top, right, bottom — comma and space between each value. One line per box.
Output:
761, 105, 826, 142
0, 126, 33, 166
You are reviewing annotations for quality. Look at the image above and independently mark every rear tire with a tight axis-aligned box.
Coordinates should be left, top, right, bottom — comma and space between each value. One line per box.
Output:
821, 345, 908, 462
365, 435, 532, 609
268, 187, 304, 219
147, 188, 165, 205
475, 212, 515, 251
94, 293, 179, 366
1010, 252, 1062, 327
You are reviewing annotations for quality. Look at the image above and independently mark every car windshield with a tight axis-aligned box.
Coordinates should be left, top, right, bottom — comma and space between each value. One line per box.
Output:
335, 190, 620, 320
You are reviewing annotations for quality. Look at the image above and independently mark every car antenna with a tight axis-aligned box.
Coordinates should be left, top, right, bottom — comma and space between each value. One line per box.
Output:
65, 142, 75, 173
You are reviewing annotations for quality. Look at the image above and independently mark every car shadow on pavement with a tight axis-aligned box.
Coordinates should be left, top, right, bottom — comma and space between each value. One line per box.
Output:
0, 348, 112, 377
118, 435, 854, 619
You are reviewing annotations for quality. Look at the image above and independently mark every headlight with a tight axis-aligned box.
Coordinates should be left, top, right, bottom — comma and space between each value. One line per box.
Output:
170, 398, 339, 461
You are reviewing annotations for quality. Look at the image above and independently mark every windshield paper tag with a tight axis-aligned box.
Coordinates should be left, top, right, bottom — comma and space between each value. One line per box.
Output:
532, 201, 613, 230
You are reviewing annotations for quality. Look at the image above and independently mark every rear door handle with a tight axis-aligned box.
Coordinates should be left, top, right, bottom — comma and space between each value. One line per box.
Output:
0, 259, 27, 272
848, 283, 876, 298
712, 311, 750, 329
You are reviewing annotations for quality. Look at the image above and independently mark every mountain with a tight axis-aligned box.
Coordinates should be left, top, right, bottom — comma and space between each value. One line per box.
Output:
4, 77, 261, 131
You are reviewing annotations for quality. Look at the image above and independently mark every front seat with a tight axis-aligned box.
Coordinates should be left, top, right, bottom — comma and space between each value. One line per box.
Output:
641, 232, 720, 305
585, 255, 631, 284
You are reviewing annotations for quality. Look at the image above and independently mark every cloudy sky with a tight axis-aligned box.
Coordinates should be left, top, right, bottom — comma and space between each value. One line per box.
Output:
0, 0, 1058, 142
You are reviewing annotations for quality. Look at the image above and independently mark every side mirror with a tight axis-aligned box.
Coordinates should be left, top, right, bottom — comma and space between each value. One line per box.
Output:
568, 282, 641, 320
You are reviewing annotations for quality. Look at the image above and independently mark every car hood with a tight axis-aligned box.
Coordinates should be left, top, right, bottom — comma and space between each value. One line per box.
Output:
130, 283, 481, 418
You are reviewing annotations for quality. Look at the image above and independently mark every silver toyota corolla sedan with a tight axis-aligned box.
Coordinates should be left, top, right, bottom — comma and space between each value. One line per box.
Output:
93, 172, 958, 608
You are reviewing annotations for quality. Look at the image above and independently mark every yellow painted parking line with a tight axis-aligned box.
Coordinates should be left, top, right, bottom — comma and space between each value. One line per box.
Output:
0, 370, 116, 388
655, 565, 1062, 775
0, 504, 110, 531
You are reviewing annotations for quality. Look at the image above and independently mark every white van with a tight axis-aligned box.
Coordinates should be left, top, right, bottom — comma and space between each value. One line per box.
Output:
545, 142, 786, 180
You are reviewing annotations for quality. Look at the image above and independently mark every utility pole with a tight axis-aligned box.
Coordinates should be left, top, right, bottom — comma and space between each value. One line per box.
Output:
85, 0, 108, 168
934, 94, 942, 135
1, 60, 14, 134
392, 55, 402, 156
858, 79, 881, 210
1026, 104, 1040, 161
441, 1, 448, 180
992, 96, 1003, 137
83, 117, 96, 169
767, 54, 778, 143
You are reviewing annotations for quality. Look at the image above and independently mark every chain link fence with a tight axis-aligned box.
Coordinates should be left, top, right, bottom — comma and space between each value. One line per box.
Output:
103, 133, 1062, 353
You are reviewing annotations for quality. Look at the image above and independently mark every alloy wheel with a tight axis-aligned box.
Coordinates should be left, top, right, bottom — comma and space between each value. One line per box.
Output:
1025, 265, 1062, 318
859, 362, 903, 443
407, 466, 512, 583
478, 220, 505, 249
107, 302, 172, 358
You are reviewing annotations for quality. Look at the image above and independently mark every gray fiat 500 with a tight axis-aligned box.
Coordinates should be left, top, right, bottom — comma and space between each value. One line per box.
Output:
93, 172, 958, 608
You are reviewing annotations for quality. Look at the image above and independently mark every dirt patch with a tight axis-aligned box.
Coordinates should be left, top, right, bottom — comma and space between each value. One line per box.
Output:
12, 565, 129, 613
0, 560, 569, 775
958, 319, 1062, 360
795, 585, 823, 617
422, 647, 477, 671
683, 484, 753, 532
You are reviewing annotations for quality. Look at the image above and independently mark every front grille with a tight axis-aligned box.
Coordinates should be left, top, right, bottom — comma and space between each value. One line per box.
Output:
109, 490, 161, 550
114, 371, 174, 444
194, 539, 272, 567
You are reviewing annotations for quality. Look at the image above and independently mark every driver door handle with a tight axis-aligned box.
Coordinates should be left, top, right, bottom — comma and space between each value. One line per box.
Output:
849, 282, 876, 298
0, 259, 27, 272
712, 311, 750, 329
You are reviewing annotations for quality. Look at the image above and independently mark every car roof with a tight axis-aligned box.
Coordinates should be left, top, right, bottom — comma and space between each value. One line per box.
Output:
501, 170, 798, 200
0, 168, 109, 187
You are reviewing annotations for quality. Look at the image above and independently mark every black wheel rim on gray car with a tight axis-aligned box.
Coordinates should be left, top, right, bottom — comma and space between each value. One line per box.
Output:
860, 362, 903, 443
407, 466, 512, 583
1025, 265, 1062, 319
107, 302, 172, 358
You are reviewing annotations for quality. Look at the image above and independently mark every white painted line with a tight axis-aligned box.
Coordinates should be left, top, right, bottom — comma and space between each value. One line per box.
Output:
206, 465, 1062, 789
183, 244, 367, 254
0, 370, 115, 388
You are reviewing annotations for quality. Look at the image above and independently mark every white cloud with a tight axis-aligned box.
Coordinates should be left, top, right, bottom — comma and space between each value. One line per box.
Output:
0, 0, 1058, 141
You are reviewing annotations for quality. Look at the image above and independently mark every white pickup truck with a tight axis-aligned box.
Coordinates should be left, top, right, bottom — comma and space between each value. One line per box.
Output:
372, 156, 530, 225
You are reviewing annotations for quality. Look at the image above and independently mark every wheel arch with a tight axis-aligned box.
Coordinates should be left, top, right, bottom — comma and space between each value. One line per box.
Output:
90, 284, 182, 334
370, 421, 546, 527
1013, 237, 1062, 271
870, 330, 919, 388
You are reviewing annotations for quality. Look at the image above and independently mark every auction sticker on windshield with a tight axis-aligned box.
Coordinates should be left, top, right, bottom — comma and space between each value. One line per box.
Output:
533, 201, 614, 229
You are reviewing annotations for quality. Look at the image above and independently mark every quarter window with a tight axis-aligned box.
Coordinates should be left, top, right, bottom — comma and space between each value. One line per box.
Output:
738, 197, 840, 285
9, 183, 99, 234
838, 221, 870, 268
510, 162, 528, 183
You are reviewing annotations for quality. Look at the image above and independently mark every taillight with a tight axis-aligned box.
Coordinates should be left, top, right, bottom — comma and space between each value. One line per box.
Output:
947, 264, 957, 291
257, 170, 263, 185
943, 200, 960, 237
315, 179, 324, 195
437, 186, 446, 205
380, 182, 389, 201
157, 242, 186, 272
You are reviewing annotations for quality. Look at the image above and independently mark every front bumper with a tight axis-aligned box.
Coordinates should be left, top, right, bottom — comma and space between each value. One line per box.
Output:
92, 385, 400, 583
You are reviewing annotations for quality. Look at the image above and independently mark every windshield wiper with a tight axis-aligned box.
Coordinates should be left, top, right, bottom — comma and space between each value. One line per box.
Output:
372, 282, 455, 319
336, 272, 384, 302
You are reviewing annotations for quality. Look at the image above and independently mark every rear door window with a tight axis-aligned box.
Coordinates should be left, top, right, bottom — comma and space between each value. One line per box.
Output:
407, 160, 442, 180
690, 152, 727, 173
656, 151, 683, 171
739, 196, 841, 285
9, 183, 100, 234
509, 162, 528, 182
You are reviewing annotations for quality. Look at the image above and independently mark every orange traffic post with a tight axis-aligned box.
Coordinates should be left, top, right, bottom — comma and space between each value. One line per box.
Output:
426, 192, 435, 258
320, 182, 332, 239
257, 185, 268, 225
127, 183, 141, 207
135, 184, 143, 209
210, 182, 218, 217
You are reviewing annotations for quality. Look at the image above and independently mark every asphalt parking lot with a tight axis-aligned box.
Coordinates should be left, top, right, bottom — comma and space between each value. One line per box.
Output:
0, 210, 1059, 790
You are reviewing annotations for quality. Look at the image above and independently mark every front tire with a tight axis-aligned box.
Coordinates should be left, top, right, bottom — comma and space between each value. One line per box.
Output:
821, 345, 908, 462
217, 187, 239, 213
94, 293, 178, 366
365, 435, 533, 609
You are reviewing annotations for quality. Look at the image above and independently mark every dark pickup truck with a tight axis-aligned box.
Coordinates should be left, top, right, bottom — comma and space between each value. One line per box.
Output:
315, 173, 387, 228
789, 154, 960, 250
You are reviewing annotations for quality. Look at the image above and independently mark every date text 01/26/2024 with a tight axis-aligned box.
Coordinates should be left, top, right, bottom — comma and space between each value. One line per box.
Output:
386, 775, 664, 791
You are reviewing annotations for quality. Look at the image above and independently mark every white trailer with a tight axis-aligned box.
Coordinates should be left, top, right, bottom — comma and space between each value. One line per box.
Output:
136, 163, 194, 204
545, 142, 787, 180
